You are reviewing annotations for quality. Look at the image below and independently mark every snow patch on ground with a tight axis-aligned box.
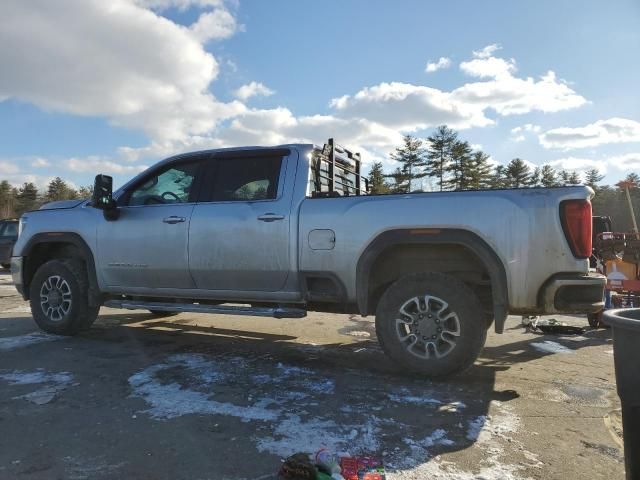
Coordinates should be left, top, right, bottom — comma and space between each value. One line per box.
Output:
0, 332, 63, 351
389, 401, 533, 480
530, 340, 574, 354
129, 353, 542, 478
128, 353, 467, 462
346, 330, 371, 338
0, 368, 73, 405
388, 387, 442, 406
128, 355, 277, 421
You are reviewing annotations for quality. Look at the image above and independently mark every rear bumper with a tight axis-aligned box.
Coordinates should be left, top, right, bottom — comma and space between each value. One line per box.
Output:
540, 272, 606, 314
11, 256, 25, 298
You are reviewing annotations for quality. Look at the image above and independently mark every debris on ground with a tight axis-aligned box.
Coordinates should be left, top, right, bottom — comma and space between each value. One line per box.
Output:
278, 451, 385, 480
523, 316, 586, 335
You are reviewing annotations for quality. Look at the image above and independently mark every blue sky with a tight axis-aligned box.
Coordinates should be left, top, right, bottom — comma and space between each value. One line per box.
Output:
0, 0, 639, 189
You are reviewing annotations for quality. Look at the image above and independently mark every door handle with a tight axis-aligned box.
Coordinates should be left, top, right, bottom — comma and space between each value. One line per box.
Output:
257, 213, 285, 222
163, 216, 186, 224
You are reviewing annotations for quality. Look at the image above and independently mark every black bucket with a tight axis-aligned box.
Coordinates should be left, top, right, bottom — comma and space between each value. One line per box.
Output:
603, 308, 640, 479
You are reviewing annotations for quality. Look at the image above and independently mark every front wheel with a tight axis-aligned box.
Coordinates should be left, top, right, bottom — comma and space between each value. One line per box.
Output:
29, 259, 99, 335
375, 272, 487, 377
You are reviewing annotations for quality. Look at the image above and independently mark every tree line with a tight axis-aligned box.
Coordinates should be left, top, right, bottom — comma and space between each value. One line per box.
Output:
0, 178, 93, 218
368, 125, 640, 232
367, 126, 600, 194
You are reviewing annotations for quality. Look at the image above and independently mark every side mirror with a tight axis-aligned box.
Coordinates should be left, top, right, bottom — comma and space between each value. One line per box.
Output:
92, 174, 119, 220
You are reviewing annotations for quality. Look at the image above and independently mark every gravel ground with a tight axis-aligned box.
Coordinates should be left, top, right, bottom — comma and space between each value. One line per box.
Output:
0, 271, 625, 479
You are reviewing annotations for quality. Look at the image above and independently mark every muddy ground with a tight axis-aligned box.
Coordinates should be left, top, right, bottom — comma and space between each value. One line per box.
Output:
0, 271, 625, 479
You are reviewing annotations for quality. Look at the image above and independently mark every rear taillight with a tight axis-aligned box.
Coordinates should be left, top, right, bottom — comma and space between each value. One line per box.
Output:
560, 200, 592, 258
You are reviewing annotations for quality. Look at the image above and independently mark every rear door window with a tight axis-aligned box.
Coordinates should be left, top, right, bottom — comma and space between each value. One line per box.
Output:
204, 156, 282, 202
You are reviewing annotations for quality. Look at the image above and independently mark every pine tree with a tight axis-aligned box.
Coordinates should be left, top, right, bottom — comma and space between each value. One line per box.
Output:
0, 180, 15, 218
558, 169, 571, 186
78, 185, 94, 198
390, 135, 427, 192
584, 168, 605, 189
490, 165, 509, 189
504, 158, 532, 188
567, 171, 582, 185
367, 162, 390, 194
16, 182, 39, 216
46, 177, 78, 202
530, 167, 541, 187
540, 165, 559, 187
386, 167, 411, 193
426, 125, 457, 191
444, 140, 473, 191
467, 151, 493, 190
623, 173, 640, 185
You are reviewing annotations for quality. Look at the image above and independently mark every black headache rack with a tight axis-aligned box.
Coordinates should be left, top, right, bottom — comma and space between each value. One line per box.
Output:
310, 138, 369, 197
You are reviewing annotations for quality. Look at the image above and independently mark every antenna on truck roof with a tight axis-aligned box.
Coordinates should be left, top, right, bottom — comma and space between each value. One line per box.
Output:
311, 138, 368, 197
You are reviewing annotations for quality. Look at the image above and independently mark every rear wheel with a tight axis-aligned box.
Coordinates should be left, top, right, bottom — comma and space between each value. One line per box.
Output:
375, 272, 487, 377
29, 259, 99, 335
148, 310, 179, 318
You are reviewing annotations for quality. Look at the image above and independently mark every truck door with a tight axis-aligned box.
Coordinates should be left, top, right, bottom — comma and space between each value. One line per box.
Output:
97, 158, 205, 289
188, 150, 294, 292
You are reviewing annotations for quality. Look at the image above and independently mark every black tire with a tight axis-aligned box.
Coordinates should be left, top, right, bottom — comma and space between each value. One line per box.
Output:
1, 263, 10, 270
375, 272, 487, 377
148, 310, 180, 318
29, 259, 99, 335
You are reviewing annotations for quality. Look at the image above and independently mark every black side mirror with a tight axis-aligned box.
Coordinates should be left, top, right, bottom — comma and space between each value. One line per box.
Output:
92, 174, 119, 220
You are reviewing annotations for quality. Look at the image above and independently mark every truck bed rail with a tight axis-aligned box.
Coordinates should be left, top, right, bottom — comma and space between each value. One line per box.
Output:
311, 138, 368, 197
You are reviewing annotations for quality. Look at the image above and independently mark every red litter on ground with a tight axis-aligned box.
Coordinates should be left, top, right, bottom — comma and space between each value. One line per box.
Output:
340, 456, 386, 480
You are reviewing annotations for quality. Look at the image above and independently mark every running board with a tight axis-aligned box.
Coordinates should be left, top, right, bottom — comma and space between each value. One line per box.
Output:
103, 300, 307, 319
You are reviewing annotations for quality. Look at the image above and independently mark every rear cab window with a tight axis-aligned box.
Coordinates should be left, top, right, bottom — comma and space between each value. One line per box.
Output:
201, 155, 283, 202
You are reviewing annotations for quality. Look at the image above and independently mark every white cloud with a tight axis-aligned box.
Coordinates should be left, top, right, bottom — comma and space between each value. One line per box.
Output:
30, 157, 51, 168
0, 0, 244, 143
452, 71, 586, 115
511, 124, 541, 134
133, 0, 225, 10
460, 56, 516, 78
545, 152, 640, 175
510, 123, 541, 142
330, 82, 493, 131
65, 156, 148, 174
233, 81, 275, 101
425, 57, 451, 73
539, 117, 640, 149
190, 8, 238, 42
0, 161, 20, 175
546, 157, 608, 174
472, 44, 502, 58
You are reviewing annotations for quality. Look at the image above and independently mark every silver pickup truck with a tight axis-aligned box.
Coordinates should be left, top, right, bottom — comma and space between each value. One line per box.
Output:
11, 139, 605, 376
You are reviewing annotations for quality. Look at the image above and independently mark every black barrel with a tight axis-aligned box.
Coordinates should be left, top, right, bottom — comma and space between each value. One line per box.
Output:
603, 308, 640, 479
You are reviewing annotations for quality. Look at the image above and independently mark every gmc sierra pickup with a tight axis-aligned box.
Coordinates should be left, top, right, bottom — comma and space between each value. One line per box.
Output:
10, 139, 605, 376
